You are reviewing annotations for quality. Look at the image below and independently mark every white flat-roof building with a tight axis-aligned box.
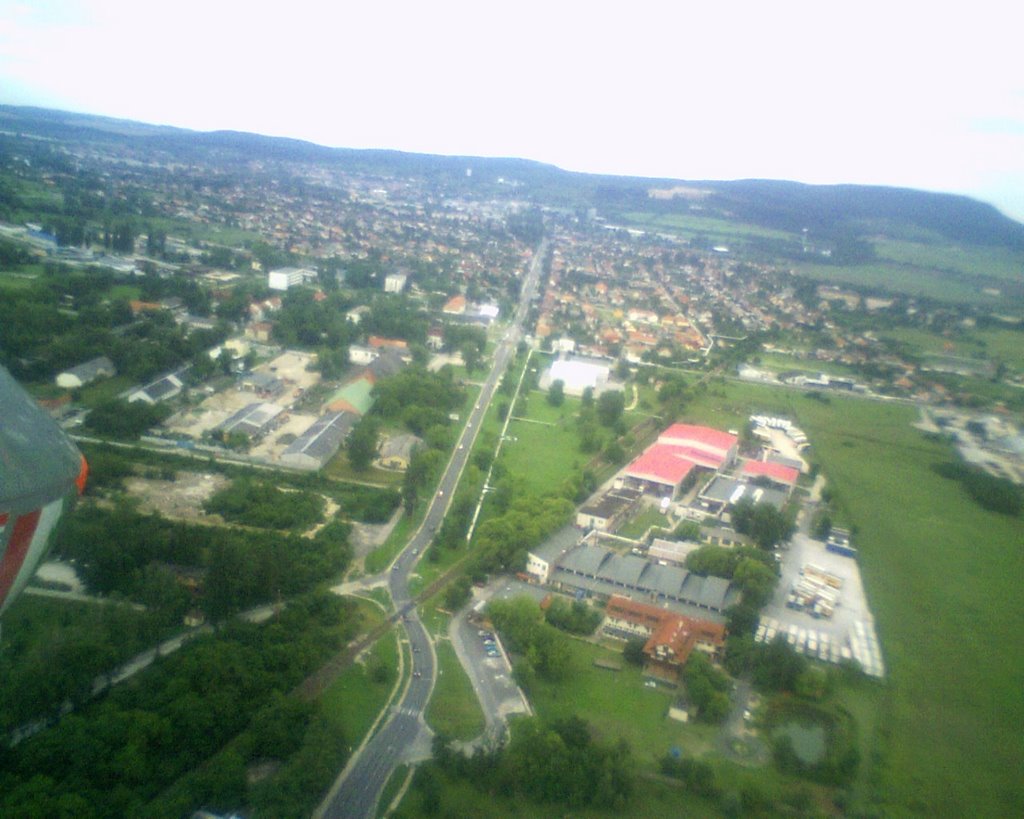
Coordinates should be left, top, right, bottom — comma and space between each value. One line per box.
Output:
541, 357, 619, 397
268, 267, 317, 291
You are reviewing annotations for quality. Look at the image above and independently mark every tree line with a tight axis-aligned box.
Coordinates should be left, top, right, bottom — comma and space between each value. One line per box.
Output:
422, 714, 633, 814
0, 593, 361, 817
53, 504, 353, 624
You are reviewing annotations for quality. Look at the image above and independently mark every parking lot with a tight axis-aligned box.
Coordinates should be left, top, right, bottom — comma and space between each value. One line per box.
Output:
449, 603, 532, 734
758, 531, 884, 676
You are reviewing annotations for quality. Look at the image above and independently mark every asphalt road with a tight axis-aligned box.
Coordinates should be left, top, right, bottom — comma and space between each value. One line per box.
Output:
319, 240, 547, 819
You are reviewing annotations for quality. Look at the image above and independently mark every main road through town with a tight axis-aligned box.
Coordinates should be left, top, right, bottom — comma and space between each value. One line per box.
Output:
318, 239, 547, 819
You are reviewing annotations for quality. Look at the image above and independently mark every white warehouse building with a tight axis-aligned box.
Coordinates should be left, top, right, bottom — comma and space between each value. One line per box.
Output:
541, 356, 620, 398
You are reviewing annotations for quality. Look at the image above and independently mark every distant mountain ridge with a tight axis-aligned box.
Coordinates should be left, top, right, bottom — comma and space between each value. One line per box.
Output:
2, 104, 1023, 249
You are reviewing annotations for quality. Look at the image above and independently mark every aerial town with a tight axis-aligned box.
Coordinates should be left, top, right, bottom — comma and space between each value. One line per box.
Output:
0, 110, 1021, 818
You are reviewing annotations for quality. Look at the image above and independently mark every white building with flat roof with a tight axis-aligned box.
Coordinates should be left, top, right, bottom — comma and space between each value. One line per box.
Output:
268, 267, 317, 291
541, 356, 619, 397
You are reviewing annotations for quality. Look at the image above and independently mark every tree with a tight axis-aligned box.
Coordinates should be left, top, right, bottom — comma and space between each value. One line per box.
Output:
83, 399, 171, 440
547, 379, 565, 407
347, 416, 380, 472
674, 519, 702, 541
443, 576, 472, 611
460, 340, 482, 374
731, 499, 794, 549
603, 440, 625, 465
811, 509, 832, 540
623, 636, 647, 666
596, 390, 625, 427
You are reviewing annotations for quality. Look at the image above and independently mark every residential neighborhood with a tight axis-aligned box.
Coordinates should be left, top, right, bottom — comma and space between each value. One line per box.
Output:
0, 108, 1021, 819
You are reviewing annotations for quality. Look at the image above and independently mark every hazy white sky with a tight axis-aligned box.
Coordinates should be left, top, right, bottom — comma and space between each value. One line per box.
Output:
3, 0, 1023, 220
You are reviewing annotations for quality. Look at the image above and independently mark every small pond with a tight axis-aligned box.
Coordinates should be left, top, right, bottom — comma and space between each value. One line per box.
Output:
776, 721, 826, 764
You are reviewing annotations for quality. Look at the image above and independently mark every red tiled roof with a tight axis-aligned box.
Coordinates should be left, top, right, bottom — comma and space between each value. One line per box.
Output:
741, 459, 800, 485
605, 594, 726, 669
625, 444, 697, 485
368, 336, 408, 349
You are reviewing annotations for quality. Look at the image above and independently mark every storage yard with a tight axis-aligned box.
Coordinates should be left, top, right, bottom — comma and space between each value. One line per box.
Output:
757, 528, 885, 677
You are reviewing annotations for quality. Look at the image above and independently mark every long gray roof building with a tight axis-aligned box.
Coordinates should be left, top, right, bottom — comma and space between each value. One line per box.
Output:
546, 541, 738, 613
280, 411, 356, 471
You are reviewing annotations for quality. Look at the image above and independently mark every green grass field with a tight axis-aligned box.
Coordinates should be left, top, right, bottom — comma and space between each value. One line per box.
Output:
528, 638, 720, 766
77, 374, 134, 407
425, 641, 485, 741
107, 283, 142, 301
322, 452, 403, 486
617, 506, 671, 540
792, 259, 996, 304
0, 269, 41, 291
499, 392, 591, 497
319, 628, 399, 741
620, 211, 794, 243
880, 325, 1024, 372
789, 394, 1024, 816
873, 236, 1024, 283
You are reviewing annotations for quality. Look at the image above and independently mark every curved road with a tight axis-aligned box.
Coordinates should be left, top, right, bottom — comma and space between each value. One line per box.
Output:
319, 239, 547, 818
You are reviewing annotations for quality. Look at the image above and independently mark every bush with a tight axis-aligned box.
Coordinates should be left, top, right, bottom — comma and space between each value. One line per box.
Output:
933, 461, 1022, 516
203, 478, 325, 530
544, 597, 602, 635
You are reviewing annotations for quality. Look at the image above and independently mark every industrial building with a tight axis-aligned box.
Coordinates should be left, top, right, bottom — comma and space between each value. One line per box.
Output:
214, 402, 283, 439
128, 368, 187, 404
280, 411, 356, 471
539, 355, 617, 397
698, 476, 789, 514
575, 487, 642, 531
527, 533, 739, 614
55, 356, 116, 389
623, 423, 738, 499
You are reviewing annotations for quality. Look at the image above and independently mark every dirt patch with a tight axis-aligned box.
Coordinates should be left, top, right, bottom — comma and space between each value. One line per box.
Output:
124, 472, 229, 520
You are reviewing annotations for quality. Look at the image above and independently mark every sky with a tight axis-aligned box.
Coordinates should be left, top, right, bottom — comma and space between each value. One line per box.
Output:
3, 0, 1023, 221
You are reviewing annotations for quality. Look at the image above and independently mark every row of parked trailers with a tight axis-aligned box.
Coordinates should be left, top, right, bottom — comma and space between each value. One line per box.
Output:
756, 616, 885, 677
749, 415, 809, 450
756, 617, 853, 664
